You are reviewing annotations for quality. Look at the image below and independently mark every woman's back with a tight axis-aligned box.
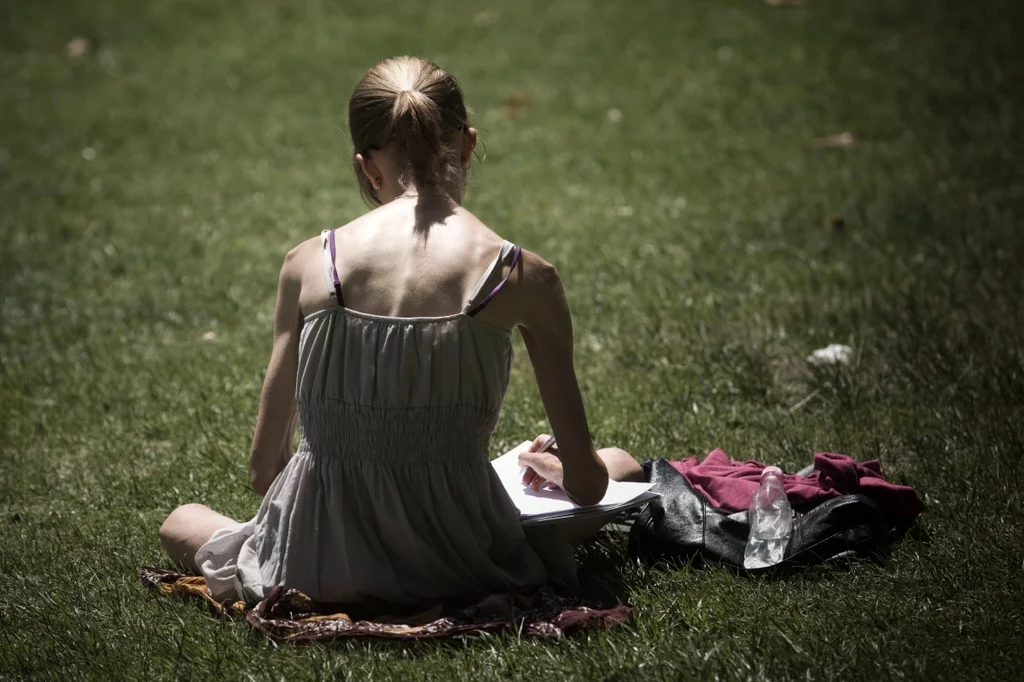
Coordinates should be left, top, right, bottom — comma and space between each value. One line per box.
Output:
196, 211, 578, 604
295, 197, 512, 322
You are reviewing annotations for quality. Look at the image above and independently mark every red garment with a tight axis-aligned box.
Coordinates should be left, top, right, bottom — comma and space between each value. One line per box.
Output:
669, 450, 925, 528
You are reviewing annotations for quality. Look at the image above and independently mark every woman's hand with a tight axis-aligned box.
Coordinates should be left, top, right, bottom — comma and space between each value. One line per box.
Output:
518, 433, 564, 491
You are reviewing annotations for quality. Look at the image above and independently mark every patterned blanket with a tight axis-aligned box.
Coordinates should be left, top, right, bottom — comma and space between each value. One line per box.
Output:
140, 566, 633, 642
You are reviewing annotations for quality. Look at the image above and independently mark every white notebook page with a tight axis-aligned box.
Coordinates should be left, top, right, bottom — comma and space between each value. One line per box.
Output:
491, 441, 656, 519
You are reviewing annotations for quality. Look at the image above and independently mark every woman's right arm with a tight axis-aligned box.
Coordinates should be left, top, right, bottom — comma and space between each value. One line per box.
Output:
511, 251, 609, 506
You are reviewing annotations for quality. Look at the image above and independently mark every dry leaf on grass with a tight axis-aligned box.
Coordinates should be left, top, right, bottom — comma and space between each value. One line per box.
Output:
812, 131, 859, 148
500, 92, 532, 120
64, 37, 92, 59
474, 11, 497, 28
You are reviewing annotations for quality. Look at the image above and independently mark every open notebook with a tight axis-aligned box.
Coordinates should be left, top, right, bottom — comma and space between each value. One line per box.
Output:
491, 441, 659, 527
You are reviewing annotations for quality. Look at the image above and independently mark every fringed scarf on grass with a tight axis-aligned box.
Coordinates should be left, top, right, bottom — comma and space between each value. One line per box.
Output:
140, 567, 633, 642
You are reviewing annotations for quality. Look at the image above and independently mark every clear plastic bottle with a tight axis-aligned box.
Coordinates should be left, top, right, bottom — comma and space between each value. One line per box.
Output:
743, 466, 793, 570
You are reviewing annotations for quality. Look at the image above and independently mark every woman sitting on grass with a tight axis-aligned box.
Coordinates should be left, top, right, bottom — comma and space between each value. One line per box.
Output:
159, 56, 643, 605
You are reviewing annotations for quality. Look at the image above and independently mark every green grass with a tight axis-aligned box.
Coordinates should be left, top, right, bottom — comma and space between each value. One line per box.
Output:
2, 0, 1023, 679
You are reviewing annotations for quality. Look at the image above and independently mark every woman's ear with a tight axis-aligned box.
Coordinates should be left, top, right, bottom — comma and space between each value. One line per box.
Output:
355, 152, 381, 190
461, 128, 478, 167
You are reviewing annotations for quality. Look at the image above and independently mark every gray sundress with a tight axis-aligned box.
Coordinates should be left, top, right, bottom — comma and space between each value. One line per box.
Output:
195, 232, 576, 604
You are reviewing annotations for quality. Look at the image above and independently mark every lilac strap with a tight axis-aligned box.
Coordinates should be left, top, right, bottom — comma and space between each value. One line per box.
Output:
467, 244, 521, 316
328, 229, 344, 306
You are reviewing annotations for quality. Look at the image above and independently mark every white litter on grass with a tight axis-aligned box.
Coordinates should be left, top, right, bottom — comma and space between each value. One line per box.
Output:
807, 344, 853, 366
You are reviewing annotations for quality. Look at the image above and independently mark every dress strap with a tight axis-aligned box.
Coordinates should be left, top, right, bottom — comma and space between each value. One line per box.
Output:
466, 244, 521, 316
320, 229, 345, 307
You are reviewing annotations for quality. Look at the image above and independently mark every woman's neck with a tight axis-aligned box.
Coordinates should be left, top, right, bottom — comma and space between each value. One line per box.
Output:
379, 181, 459, 206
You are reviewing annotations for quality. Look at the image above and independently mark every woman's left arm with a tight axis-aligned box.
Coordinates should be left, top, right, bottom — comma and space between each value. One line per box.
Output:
248, 250, 302, 496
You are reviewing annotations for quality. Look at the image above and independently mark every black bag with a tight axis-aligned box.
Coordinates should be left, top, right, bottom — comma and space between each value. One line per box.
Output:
627, 459, 888, 571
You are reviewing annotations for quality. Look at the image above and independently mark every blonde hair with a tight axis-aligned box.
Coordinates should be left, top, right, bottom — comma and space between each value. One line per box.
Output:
349, 56, 470, 205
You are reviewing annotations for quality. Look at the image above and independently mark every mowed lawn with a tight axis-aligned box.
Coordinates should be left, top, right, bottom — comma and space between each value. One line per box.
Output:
2, 0, 1023, 679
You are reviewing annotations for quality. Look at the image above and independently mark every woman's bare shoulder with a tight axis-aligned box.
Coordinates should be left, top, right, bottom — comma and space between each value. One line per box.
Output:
470, 241, 565, 331
516, 247, 560, 289
281, 234, 323, 274
280, 232, 334, 317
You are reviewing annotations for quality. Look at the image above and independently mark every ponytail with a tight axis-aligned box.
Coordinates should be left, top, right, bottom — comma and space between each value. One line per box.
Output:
389, 88, 449, 189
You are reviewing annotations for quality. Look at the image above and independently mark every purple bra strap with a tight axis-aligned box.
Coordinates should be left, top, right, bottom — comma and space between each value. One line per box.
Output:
467, 244, 522, 316
328, 229, 344, 306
